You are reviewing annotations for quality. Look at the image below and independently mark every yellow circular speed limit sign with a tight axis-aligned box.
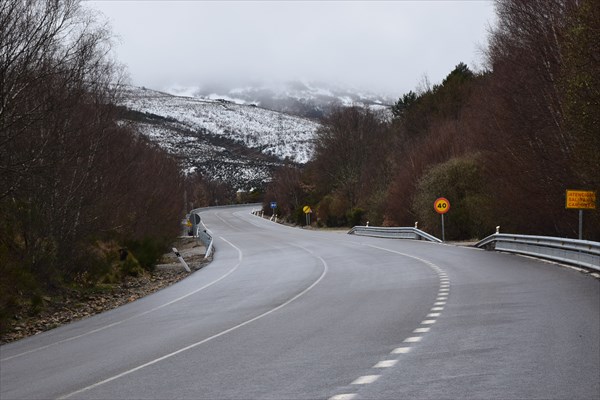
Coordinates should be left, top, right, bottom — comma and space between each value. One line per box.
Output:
434, 197, 450, 214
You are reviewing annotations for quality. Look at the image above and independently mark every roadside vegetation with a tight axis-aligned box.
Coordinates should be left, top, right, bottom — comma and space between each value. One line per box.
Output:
0, 0, 201, 335
264, 0, 599, 242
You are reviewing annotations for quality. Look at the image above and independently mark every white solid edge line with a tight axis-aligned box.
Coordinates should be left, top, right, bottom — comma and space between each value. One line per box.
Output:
58, 249, 329, 399
2, 237, 244, 363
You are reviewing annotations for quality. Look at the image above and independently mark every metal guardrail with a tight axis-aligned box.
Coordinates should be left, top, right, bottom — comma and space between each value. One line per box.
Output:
348, 226, 442, 243
195, 224, 214, 258
475, 233, 600, 271
191, 203, 262, 212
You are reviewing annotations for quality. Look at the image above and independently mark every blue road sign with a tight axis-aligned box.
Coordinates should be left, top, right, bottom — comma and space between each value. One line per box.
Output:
270, 202, 277, 209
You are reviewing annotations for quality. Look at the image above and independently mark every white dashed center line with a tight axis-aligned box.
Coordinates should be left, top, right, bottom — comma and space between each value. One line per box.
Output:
352, 375, 380, 385
328, 243, 452, 400
374, 360, 398, 368
391, 347, 412, 354
329, 394, 356, 400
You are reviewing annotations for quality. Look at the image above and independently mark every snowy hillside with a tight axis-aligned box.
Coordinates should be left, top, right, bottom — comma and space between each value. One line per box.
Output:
166, 80, 394, 119
117, 86, 321, 189
120, 86, 319, 163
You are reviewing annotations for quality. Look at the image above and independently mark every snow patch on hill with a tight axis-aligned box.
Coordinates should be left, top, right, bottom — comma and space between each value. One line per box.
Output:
116, 86, 322, 189
120, 86, 319, 164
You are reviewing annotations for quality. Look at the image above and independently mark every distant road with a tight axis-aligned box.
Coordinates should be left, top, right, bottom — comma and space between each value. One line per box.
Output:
1, 205, 598, 399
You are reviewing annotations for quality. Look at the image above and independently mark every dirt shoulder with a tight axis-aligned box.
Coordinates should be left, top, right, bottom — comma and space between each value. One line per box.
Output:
1, 237, 208, 345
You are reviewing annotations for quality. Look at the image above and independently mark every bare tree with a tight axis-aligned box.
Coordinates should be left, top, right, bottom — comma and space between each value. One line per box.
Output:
263, 164, 307, 222
0, 0, 120, 199
312, 107, 391, 212
0, 0, 184, 294
479, 0, 598, 237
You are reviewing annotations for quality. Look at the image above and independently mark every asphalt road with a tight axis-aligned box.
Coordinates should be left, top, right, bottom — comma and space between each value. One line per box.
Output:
1, 205, 598, 400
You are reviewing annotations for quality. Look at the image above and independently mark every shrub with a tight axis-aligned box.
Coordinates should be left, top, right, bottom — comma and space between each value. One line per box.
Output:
120, 252, 145, 278
412, 156, 494, 240
124, 237, 170, 271
317, 194, 351, 227
347, 208, 365, 227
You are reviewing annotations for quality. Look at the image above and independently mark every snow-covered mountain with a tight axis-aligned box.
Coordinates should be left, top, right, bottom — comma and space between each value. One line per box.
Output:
117, 83, 394, 190
165, 80, 394, 119
118, 86, 321, 189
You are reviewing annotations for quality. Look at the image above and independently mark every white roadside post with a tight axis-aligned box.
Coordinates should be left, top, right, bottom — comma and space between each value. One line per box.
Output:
172, 248, 191, 272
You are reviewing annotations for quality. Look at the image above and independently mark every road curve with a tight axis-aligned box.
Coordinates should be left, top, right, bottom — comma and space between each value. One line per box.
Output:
1, 205, 598, 399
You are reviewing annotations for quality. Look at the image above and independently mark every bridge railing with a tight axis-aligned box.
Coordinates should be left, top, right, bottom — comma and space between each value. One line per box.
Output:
348, 226, 442, 243
475, 233, 600, 271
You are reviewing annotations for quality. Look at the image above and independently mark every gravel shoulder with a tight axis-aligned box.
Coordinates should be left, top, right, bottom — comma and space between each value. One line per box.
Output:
1, 237, 208, 345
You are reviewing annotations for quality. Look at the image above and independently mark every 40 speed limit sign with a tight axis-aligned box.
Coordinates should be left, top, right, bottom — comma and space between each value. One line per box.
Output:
434, 197, 450, 214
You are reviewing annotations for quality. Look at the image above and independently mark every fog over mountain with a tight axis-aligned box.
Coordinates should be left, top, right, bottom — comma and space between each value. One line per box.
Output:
87, 1, 497, 98
165, 80, 394, 119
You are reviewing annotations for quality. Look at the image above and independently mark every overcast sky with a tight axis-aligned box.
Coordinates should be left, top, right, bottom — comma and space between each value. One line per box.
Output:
86, 0, 497, 97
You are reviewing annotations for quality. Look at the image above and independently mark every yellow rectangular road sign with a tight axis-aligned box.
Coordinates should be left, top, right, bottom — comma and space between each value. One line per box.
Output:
565, 190, 596, 210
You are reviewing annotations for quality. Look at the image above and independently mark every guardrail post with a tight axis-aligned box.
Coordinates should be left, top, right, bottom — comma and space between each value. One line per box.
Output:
579, 210, 583, 240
